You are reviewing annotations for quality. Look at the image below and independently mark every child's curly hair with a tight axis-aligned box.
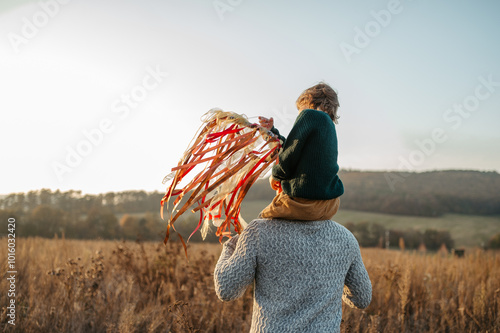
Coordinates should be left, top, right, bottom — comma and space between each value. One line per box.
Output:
296, 82, 340, 124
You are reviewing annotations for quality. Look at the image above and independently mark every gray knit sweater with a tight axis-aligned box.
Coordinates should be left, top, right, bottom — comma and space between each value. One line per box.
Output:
214, 219, 372, 333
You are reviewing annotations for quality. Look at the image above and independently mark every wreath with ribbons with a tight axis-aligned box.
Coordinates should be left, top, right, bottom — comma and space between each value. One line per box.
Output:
161, 108, 282, 255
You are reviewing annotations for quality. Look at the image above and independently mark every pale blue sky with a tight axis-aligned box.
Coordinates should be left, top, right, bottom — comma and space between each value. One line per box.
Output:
1, 0, 499, 194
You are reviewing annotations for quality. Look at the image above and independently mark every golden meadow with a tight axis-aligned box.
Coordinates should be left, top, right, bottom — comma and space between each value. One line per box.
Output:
1, 238, 499, 332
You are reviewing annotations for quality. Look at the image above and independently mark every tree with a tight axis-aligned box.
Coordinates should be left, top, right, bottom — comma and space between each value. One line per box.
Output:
487, 233, 500, 249
29, 205, 67, 238
143, 212, 164, 240
119, 214, 141, 239
402, 229, 423, 249
345, 222, 385, 247
103, 192, 116, 210
423, 229, 454, 251
80, 207, 118, 239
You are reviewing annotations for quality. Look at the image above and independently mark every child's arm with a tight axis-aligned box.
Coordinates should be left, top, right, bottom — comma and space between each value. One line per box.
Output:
269, 126, 286, 145
271, 110, 318, 181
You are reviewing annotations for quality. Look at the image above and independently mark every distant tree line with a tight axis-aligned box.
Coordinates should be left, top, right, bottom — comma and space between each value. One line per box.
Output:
0, 189, 164, 216
0, 189, 221, 242
247, 170, 500, 217
0, 190, 165, 240
338, 170, 500, 217
0, 170, 498, 242
343, 222, 455, 251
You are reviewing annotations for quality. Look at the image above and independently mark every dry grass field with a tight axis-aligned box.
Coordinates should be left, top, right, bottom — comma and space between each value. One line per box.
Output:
1, 237, 499, 332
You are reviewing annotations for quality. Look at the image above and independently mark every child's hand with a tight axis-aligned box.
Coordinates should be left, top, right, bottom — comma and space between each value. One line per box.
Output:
269, 176, 282, 193
258, 116, 274, 130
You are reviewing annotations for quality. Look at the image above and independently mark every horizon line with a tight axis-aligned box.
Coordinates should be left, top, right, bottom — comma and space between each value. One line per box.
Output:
1, 168, 498, 197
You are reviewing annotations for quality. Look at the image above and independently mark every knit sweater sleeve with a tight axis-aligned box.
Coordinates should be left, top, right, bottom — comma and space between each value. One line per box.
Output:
213, 224, 258, 301
342, 238, 372, 309
270, 126, 286, 145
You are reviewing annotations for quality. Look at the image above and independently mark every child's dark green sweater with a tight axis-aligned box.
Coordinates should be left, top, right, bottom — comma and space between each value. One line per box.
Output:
271, 109, 344, 200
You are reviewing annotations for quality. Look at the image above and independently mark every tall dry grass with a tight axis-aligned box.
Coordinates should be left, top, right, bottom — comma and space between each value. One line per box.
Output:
342, 248, 500, 332
1, 237, 499, 332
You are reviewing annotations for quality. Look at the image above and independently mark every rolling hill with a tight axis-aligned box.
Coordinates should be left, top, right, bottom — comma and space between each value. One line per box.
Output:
245, 170, 500, 217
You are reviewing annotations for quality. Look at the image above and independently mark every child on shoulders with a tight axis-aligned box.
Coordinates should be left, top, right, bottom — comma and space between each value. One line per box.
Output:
259, 82, 344, 221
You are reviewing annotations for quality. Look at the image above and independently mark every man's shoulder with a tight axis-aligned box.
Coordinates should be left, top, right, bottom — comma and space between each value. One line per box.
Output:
329, 221, 358, 242
246, 219, 359, 251
248, 218, 350, 235
246, 218, 282, 230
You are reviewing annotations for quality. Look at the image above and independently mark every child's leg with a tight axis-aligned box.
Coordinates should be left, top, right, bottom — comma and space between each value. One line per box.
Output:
259, 193, 340, 221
